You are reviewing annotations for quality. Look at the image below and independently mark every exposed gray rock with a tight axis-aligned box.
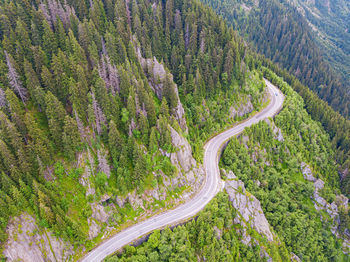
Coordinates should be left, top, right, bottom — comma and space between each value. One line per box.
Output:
303, 166, 349, 253
135, 46, 187, 132
88, 218, 101, 240
91, 203, 110, 223
229, 96, 254, 118
3, 214, 73, 262
291, 252, 302, 262
97, 149, 111, 178
213, 226, 222, 239
116, 195, 126, 208
265, 118, 284, 142
254, 180, 261, 187
301, 162, 316, 182
225, 170, 236, 180
127, 190, 144, 210
260, 248, 273, 262
240, 227, 252, 245
78, 150, 96, 196
314, 178, 325, 191
340, 168, 349, 181
224, 170, 274, 242
169, 126, 196, 173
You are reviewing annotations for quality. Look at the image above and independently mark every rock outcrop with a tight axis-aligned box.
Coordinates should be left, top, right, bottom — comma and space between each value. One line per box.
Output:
3, 214, 73, 261
88, 218, 101, 240
229, 96, 254, 119
135, 46, 187, 132
168, 126, 205, 191
301, 162, 317, 182
90, 202, 111, 223
301, 162, 350, 253
223, 170, 274, 242
78, 150, 96, 196
265, 118, 284, 142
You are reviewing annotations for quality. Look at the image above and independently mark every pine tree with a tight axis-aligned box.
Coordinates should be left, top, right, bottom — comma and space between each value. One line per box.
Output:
24, 113, 53, 166
45, 91, 66, 148
163, 74, 178, 109
62, 115, 81, 159
5, 89, 27, 137
42, 20, 58, 59
149, 126, 159, 154
23, 59, 45, 110
0, 139, 18, 176
108, 120, 123, 164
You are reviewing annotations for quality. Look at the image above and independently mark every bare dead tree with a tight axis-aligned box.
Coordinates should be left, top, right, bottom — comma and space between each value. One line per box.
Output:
107, 60, 120, 95
74, 109, 85, 141
125, 0, 132, 27
185, 23, 190, 50
0, 88, 6, 108
128, 118, 136, 136
5, 51, 27, 104
101, 36, 107, 55
91, 92, 106, 135
98, 55, 120, 95
97, 149, 110, 178
40, 0, 76, 29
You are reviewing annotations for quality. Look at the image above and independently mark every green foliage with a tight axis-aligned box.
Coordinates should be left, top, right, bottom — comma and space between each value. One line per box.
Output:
0, 0, 348, 258
107, 193, 288, 261
221, 76, 347, 260
201, 0, 350, 118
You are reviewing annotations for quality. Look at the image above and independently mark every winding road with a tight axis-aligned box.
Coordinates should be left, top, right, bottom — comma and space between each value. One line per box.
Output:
81, 79, 284, 261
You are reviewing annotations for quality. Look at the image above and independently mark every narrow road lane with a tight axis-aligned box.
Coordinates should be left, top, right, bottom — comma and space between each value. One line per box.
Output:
81, 79, 284, 261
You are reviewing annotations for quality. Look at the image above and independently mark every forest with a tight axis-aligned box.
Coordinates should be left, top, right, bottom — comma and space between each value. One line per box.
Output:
221, 72, 349, 261
107, 70, 349, 262
0, 0, 265, 257
0, 0, 349, 260
200, 0, 350, 118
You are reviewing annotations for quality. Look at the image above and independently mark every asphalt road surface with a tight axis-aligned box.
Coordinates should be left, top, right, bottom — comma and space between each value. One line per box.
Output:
81, 79, 284, 261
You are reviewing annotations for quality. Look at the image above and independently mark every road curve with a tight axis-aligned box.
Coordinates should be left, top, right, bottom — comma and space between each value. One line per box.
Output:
81, 79, 284, 262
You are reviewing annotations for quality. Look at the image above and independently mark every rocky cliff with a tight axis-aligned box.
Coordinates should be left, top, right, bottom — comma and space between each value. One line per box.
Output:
301, 162, 350, 253
135, 45, 188, 132
223, 169, 275, 243
3, 214, 73, 261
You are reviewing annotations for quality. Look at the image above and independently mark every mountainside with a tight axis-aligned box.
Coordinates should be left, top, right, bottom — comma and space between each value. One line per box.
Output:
0, 0, 267, 259
287, 0, 350, 82
107, 71, 350, 261
201, 0, 350, 118
0, 0, 349, 261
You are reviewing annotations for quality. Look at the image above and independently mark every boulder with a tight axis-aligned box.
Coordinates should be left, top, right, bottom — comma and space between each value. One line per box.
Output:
301, 162, 316, 182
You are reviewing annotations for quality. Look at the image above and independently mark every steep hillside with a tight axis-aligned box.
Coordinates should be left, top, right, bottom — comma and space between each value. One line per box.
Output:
0, 0, 267, 259
201, 0, 350, 118
287, 0, 350, 82
0, 0, 349, 260
107, 71, 350, 261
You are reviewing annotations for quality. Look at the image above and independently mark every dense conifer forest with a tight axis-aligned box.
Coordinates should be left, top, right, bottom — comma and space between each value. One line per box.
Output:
0, 0, 349, 260
0, 0, 263, 255
201, 0, 350, 118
